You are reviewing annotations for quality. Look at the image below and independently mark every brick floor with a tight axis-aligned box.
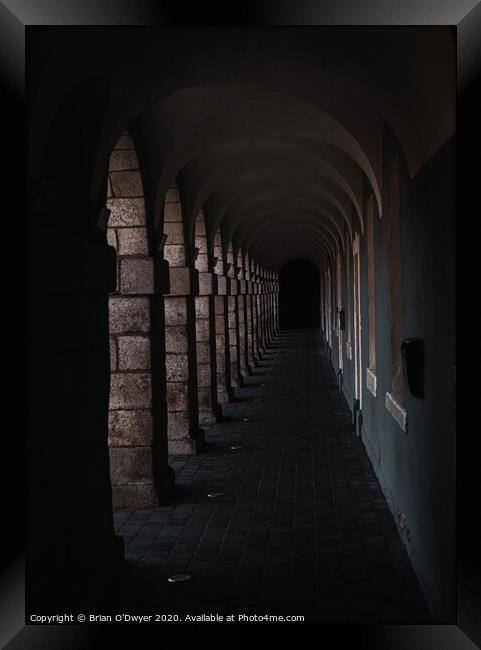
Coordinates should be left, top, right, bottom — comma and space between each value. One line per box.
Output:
113, 330, 432, 624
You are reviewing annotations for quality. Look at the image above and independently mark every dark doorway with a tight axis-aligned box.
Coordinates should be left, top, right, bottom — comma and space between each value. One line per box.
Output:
279, 259, 321, 329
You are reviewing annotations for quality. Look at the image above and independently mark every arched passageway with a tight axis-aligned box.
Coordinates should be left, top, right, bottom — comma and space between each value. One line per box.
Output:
279, 259, 321, 329
112, 331, 432, 623
26, 25, 456, 626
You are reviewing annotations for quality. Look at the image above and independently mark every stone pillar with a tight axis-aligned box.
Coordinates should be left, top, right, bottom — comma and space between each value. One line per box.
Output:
108, 259, 157, 508
195, 292, 216, 427
214, 293, 230, 404
244, 255, 256, 373
226, 243, 241, 390
227, 291, 241, 389
251, 261, 262, 362
261, 268, 270, 346
107, 135, 174, 507
256, 267, 266, 356
236, 251, 249, 381
264, 269, 274, 343
208, 288, 223, 418
194, 212, 220, 426
163, 190, 204, 454
267, 270, 276, 342
272, 270, 280, 334
212, 233, 231, 404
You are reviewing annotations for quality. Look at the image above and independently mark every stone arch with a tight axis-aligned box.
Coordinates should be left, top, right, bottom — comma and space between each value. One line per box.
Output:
194, 211, 219, 426
246, 220, 339, 267
162, 181, 204, 454
252, 259, 267, 358
225, 239, 242, 388
211, 228, 231, 404
254, 233, 330, 270
183, 140, 364, 240
242, 249, 257, 372
237, 205, 348, 255
235, 245, 249, 380
204, 157, 363, 241
106, 132, 162, 508
142, 86, 383, 227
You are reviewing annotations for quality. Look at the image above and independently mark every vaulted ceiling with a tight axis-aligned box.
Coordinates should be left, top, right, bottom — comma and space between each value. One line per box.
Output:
29, 27, 455, 269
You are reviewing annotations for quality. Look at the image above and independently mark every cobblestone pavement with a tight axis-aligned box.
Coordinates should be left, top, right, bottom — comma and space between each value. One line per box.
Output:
113, 330, 431, 624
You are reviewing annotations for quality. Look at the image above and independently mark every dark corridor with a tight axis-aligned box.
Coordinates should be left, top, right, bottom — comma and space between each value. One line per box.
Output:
112, 332, 431, 623
23, 23, 460, 636
279, 260, 321, 330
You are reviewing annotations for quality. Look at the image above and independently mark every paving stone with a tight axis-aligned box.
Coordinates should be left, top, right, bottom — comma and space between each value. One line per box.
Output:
113, 331, 431, 624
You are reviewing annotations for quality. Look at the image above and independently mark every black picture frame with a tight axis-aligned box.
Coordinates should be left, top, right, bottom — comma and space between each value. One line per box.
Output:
1, 1, 476, 647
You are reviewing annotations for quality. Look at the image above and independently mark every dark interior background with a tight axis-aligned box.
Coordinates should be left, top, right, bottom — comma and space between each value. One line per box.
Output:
279, 259, 321, 329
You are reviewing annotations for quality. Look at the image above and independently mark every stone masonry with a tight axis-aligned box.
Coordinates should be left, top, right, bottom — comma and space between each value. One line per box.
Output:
194, 211, 219, 427
107, 133, 157, 508
163, 187, 204, 455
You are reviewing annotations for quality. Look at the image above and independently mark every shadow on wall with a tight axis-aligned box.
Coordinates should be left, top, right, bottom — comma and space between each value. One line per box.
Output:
279, 259, 320, 329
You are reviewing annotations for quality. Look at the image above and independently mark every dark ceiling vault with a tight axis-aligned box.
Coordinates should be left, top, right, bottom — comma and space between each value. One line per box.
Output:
29, 27, 455, 273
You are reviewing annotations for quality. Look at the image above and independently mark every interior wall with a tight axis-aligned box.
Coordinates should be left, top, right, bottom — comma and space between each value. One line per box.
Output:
340, 230, 355, 407
327, 126, 456, 621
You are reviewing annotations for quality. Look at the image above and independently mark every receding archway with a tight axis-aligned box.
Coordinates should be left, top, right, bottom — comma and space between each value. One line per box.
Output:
279, 259, 321, 330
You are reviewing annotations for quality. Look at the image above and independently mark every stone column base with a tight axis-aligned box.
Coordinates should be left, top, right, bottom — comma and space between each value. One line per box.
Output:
199, 409, 217, 427
111, 470, 176, 507
168, 432, 205, 455
112, 483, 157, 508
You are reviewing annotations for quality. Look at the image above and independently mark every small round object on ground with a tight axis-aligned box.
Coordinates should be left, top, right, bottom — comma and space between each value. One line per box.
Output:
168, 574, 191, 583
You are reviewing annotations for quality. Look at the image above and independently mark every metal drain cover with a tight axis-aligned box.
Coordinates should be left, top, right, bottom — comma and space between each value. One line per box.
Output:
168, 574, 191, 583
